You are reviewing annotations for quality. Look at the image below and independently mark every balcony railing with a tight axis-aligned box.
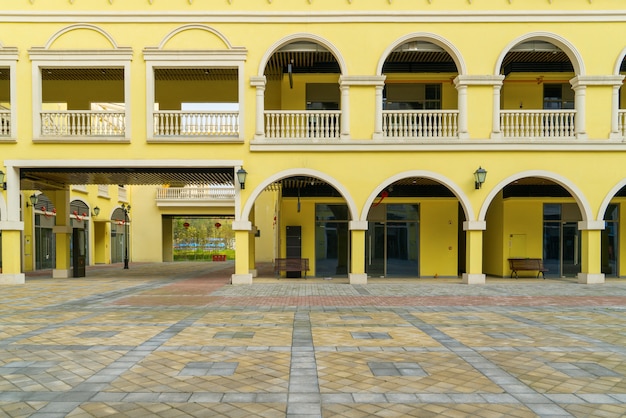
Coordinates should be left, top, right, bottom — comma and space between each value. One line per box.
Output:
41, 111, 126, 137
154, 111, 239, 137
0, 110, 10, 136
618, 110, 626, 138
156, 187, 235, 201
265, 110, 341, 140
500, 110, 576, 139
382, 110, 459, 139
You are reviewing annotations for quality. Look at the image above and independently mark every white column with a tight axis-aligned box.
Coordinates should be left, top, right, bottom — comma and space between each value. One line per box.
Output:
340, 84, 350, 139
250, 76, 266, 140
611, 84, 621, 139
373, 84, 384, 139
572, 82, 587, 139
456, 84, 469, 139
491, 83, 502, 138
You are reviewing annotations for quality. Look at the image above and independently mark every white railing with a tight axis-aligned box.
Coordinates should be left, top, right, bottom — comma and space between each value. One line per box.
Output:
382, 110, 459, 139
154, 111, 239, 137
41, 111, 126, 137
618, 110, 626, 138
0, 110, 10, 136
265, 110, 341, 139
156, 187, 235, 200
500, 110, 576, 138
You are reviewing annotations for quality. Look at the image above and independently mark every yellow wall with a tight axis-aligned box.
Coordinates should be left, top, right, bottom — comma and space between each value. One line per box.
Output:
484, 191, 505, 276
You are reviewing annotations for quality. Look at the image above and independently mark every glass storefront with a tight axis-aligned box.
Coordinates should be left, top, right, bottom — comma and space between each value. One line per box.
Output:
602, 204, 618, 277
543, 203, 581, 278
315, 204, 350, 277
366, 204, 419, 278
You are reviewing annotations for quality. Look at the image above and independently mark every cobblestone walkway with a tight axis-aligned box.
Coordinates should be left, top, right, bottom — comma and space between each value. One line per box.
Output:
1, 262, 626, 417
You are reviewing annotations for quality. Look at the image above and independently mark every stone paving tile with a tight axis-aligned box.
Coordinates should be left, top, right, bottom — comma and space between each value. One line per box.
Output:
0, 262, 624, 417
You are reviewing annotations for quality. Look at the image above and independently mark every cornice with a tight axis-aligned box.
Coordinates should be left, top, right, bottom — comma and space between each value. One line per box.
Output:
1, 10, 626, 24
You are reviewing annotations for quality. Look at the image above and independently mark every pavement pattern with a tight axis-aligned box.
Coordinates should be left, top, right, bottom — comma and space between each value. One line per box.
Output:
1, 262, 626, 417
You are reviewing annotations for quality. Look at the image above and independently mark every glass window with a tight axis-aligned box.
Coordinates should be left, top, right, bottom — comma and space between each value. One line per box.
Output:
543, 83, 574, 110
543, 204, 561, 220
387, 204, 419, 221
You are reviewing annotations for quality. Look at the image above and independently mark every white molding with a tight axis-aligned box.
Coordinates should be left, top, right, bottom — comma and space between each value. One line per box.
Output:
455, 75, 505, 86
349, 220, 368, 230
463, 220, 486, 231
0, 221, 24, 231
0, 49, 18, 142
250, 140, 626, 152
5, 159, 243, 168
578, 220, 605, 230
232, 220, 252, 231
570, 75, 625, 88
577, 273, 605, 284
3, 11, 626, 24
339, 75, 386, 86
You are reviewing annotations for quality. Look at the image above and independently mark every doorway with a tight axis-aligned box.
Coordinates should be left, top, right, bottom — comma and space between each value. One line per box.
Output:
543, 204, 581, 277
366, 204, 419, 278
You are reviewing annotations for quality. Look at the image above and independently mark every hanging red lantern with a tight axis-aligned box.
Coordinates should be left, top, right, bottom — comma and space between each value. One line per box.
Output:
183, 222, 190, 229
215, 222, 221, 228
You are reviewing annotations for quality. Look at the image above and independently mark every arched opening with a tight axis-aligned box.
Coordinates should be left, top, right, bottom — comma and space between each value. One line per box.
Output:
484, 177, 585, 279
381, 39, 461, 139
497, 37, 579, 139
365, 177, 465, 279
263, 40, 343, 140
254, 175, 352, 279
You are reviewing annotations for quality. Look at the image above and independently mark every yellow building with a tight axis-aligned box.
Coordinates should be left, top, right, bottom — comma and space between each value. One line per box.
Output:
1, 0, 626, 285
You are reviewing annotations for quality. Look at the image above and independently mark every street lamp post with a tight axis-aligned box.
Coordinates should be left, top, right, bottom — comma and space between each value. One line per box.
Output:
122, 203, 131, 269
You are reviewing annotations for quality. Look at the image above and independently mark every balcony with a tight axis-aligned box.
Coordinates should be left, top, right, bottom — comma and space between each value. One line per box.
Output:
264, 110, 341, 140
153, 111, 239, 137
382, 110, 459, 139
500, 110, 576, 139
41, 111, 125, 137
0, 109, 9, 137
156, 186, 235, 208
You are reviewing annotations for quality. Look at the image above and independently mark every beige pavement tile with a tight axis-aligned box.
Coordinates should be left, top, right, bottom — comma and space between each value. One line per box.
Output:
484, 351, 626, 394
442, 326, 592, 348
317, 352, 502, 394
164, 326, 292, 347
322, 403, 537, 418
310, 312, 411, 326
411, 312, 520, 326
313, 326, 440, 347
76, 311, 192, 324
17, 325, 168, 347
107, 350, 290, 393
194, 312, 295, 325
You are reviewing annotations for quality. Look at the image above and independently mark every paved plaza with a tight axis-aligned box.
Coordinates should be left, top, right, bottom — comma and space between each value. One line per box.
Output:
1, 262, 626, 417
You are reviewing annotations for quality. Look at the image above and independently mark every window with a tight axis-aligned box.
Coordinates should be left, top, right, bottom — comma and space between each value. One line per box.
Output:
384, 83, 441, 110
543, 83, 574, 110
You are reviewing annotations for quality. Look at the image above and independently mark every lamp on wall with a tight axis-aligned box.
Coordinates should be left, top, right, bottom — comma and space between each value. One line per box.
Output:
26, 194, 39, 207
92, 206, 100, 217
0, 170, 5, 190
474, 167, 487, 189
121, 203, 131, 269
237, 168, 248, 190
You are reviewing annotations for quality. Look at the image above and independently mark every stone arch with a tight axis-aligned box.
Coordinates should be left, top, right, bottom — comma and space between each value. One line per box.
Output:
614, 46, 626, 75
157, 24, 234, 50
494, 31, 585, 76
360, 171, 475, 222
240, 168, 357, 223
257, 33, 348, 77
44, 24, 119, 50
599, 180, 626, 222
376, 32, 467, 76
478, 170, 593, 223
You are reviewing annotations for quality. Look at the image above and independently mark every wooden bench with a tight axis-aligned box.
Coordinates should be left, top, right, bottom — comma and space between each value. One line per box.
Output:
274, 258, 309, 278
508, 258, 548, 279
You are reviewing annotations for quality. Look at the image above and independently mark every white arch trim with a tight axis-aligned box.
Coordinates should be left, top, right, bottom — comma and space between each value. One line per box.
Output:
44, 24, 119, 50
494, 32, 585, 76
360, 171, 475, 222
598, 180, 626, 223
257, 33, 348, 77
157, 24, 233, 50
478, 170, 593, 223
376, 32, 467, 76
240, 169, 358, 223
614, 47, 626, 75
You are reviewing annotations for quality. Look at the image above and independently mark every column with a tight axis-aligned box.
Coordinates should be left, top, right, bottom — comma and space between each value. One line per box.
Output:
0, 165, 25, 283
349, 220, 368, 284
53, 189, 71, 279
462, 220, 486, 284
455, 83, 469, 139
373, 84, 384, 139
250, 76, 266, 139
572, 82, 587, 139
232, 220, 252, 284
490, 83, 503, 138
578, 220, 605, 284
340, 84, 350, 139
